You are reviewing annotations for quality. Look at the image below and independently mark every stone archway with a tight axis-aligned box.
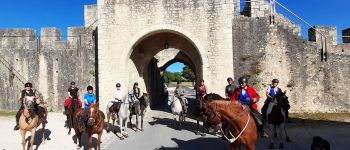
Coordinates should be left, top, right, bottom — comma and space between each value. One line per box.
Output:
128, 31, 202, 108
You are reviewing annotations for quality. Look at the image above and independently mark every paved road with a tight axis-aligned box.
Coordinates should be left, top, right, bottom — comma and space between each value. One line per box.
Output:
1, 87, 349, 150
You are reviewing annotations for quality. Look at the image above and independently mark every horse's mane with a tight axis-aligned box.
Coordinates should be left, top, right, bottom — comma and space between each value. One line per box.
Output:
204, 93, 229, 101
207, 100, 243, 112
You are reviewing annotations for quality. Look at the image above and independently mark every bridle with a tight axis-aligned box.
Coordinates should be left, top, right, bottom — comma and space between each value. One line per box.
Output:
204, 102, 251, 143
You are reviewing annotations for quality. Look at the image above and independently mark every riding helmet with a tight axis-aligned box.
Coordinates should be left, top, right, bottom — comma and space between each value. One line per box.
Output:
200, 79, 204, 82
227, 77, 233, 82
238, 77, 248, 84
134, 82, 138, 86
25, 82, 32, 88
116, 83, 121, 87
87, 86, 93, 91
272, 79, 279, 83
71, 81, 76, 85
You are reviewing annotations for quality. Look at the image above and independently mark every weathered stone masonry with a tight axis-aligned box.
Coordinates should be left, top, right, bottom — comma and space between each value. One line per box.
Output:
0, 0, 349, 112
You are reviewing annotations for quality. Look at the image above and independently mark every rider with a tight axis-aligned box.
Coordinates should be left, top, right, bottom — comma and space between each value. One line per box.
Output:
64, 82, 82, 114
232, 77, 266, 137
261, 79, 283, 121
175, 81, 188, 114
82, 86, 97, 121
225, 77, 236, 101
132, 82, 141, 99
110, 83, 124, 113
196, 79, 208, 98
13, 82, 48, 130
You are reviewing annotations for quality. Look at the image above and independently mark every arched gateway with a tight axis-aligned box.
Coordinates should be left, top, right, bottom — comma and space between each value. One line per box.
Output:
96, 0, 234, 109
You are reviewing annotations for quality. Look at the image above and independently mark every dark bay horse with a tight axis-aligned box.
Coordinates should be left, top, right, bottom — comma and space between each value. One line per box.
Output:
73, 103, 105, 150
194, 93, 229, 136
202, 100, 257, 150
266, 92, 291, 149
129, 93, 149, 132
66, 98, 79, 135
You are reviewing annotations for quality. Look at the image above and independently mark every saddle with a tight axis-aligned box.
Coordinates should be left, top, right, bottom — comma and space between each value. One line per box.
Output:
250, 109, 263, 126
109, 102, 121, 120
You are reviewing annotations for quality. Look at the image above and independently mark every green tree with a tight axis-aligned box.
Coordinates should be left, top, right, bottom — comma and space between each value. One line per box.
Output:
181, 66, 195, 82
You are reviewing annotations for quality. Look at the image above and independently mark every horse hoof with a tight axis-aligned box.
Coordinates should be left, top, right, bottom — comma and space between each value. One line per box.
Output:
279, 143, 284, 149
140, 129, 144, 132
200, 133, 206, 136
269, 143, 274, 149
286, 136, 291, 142
120, 137, 125, 140
195, 131, 200, 135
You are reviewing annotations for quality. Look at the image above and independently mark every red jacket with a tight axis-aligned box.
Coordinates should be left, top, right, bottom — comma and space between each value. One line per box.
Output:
232, 86, 260, 110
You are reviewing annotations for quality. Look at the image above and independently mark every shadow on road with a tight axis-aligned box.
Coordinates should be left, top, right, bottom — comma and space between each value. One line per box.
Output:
71, 133, 99, 150
155, 137, 230, 150
24, 128, 51, 150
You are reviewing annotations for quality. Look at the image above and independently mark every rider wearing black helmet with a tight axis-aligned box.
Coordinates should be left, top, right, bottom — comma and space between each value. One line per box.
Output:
232, 77, 266, 137
14, 82, 47, 130
261, 78, 284, 121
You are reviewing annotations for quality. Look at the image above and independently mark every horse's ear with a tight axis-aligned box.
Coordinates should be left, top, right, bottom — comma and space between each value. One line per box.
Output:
283, 90, 287, 94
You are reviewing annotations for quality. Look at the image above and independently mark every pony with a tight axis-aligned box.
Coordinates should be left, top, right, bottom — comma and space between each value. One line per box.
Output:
73, 103, 105, 150
265, 92, 291, 149
194, 93, 229, 136
19, 96, 48, 150
201, 100, 257, 150
66, 97, 79, 135
168, 95, 186, 129
129, 93, 149, 132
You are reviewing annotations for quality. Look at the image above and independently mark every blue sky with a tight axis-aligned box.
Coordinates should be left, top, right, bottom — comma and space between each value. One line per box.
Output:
0, 0, 348, 72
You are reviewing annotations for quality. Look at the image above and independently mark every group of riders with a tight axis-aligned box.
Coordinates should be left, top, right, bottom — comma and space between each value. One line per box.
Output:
13, 81, 143, 130
14, 77, 288, 139
173, 76, 288, 137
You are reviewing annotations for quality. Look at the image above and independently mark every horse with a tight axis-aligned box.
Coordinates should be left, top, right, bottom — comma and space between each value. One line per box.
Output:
194, 93, 229, 136
106, 93, 135, 140
265, 92, 291, 149
201, 100, 257, 150
19, 96, 48, 150
168, 95, 186, 129
73, 103, 105, 150
129, 93, 149, 132
66, 97, 79, 135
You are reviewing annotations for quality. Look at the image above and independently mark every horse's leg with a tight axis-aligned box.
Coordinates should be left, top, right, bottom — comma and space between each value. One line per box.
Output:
123, 119, 129, 138
118, 117, 124, 140
29, 128, 36, 150
97, 132, 102, 150
129, 114, 133, 130
136, 114, 139, 132
278, 124, 285, 148
140, 113, 144, 131
20, 129, 26, 150
77, 132, 82, 149
42, 123, 46, 144
88, 134, 93, 150
106, 112, 110, 133
68, 114, 72, 135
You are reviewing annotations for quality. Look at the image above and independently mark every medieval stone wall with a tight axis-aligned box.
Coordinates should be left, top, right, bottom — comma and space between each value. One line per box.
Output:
0, 28, 95, 111
232, 16, 350, 113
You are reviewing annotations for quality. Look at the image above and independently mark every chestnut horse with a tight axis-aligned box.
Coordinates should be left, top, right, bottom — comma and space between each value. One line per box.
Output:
19, 96, 48, 150
73, 103, 105, 150
129, 93, 149, 132
202, 100, 257, 150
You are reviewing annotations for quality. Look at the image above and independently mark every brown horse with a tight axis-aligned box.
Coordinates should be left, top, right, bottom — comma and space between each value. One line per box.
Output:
202, 100, 257, 150
129, 93, 149, 132
73, 103, 105, 150
19, 96, 48, 150
66, 97, 79, 135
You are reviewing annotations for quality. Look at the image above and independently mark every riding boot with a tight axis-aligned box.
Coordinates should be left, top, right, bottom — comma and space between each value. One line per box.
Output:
64, 106, 68, 115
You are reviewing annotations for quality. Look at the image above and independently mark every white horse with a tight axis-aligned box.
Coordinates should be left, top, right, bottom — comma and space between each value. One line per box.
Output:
106, 93, 135, 140
168, 95, 186, 128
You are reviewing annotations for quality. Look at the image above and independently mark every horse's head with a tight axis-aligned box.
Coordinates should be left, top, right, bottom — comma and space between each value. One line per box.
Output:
87, 103, 99, 126
24, 96, 35, 110
200, 101, 222, 127
141, 93, 149, 107
274, 92, 289, 109
71, 98, 79, 110
128, 93, 137, 103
